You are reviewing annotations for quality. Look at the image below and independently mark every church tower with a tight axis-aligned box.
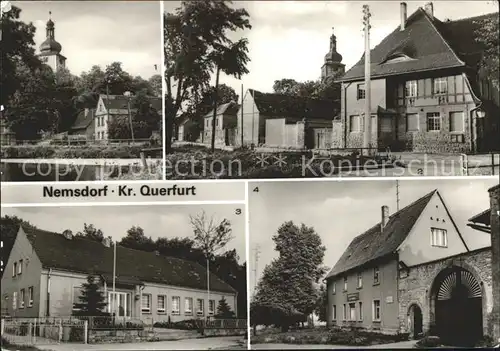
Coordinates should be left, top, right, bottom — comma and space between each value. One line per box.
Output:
38, 12, 66, 73
321, 28, 345, 80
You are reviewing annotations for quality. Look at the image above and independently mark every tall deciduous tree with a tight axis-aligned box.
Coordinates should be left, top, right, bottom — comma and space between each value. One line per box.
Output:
252, 221, 326, 331
118, 226, 155, 251
474, 8, 499, 88
164, 0, 251, 155
76, 223, 105, 242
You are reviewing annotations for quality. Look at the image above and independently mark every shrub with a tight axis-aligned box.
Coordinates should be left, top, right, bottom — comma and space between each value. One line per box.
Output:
153, 319, 202, 331
414, 336, 442, 348
0, 145, 149, 160
69, 327, 84, 342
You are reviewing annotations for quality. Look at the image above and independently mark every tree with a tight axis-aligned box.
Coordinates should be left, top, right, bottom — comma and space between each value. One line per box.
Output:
73, 275, 108, 316
103, 62, 133, 95
209, 37, 250, 152
164, 0, 251, 155
314, 284, 328, 323
215, 297, 235, 318
148, 74, 162, 97
252, 221, 326, 331
190, 211, 234, 317
273, 74, 342, 105
474, 8, 499, 88
75, 223, 105, 242
0, 5, 42, 108
118, 226, 155, 251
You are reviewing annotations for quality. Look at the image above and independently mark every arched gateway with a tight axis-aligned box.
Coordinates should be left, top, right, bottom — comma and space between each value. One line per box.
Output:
431, 266, 483, 346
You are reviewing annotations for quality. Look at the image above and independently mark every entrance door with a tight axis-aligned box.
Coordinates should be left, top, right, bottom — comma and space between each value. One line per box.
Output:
378, 114, 396, 151
434, 268, 483, 346
411, 305, 423, 339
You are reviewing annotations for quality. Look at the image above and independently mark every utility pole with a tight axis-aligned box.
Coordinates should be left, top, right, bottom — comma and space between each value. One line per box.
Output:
253, 244, 260, 296
396, 180, 400, 211
362, 5, 372, 156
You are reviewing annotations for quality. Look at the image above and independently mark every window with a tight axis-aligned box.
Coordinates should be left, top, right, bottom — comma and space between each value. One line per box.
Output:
157, 295, 166, 314
406, 113, 419, 132
349, 303, 356, 321
332, 282, 336, 294
13, 292, 17, 309
433, 77, 448, 95
209, 299, 215, 315
343, 277, 348, 291
427, 112, 441, 131
13, 262, 17, 277
372, 300, 381, 321
28, 287, 34, 307
373, 267, 380, 285
449, 111, 464, 133
20, 289, 25, 308
431, 228, 448, 247
18, 260, 23, 275
184, 297, 193, 315
359, 302, 363, 321
333, 305, 337, 320
172, 296, 180, 315
141, 293, 151, 313
350, 115, 361, 133
107, 292, 132, 317
357, 84, 366, 99
196, 298, 204, 316
342, 304, 346, 320
405, 80, 418, 97
357, 272, 363, 288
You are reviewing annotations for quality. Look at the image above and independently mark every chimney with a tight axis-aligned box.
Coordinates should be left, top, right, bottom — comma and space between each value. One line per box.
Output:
381, 206, 389, 230
102, 237, 111, 247
62, 230, 73, 240
400, 2, 407, 31
424, 2, 434, 19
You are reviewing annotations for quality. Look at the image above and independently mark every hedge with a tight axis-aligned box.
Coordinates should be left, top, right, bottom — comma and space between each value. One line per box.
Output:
1, 144, 154, 159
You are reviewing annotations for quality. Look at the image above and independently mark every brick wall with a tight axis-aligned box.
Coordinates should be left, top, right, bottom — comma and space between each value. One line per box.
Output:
398, 249, 493, 337
489, 185, 500, 342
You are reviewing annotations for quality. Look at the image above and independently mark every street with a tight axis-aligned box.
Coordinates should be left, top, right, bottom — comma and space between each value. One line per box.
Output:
19, 336, 244, 351
250, 340, 418, 349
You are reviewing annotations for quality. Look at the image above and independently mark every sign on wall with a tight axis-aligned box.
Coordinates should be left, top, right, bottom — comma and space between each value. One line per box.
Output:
346, 293, 359, 302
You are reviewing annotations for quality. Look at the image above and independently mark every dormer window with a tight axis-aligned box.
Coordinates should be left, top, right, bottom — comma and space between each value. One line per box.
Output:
382, 53, 414, 64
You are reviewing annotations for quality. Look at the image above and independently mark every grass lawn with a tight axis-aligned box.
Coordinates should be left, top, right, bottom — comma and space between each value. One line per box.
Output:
165, 146, 397, 179
250, 327, 409, 346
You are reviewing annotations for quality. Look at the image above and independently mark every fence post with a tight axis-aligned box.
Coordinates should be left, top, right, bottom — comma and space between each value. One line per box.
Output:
58, 319, 62, 343
492, 153, 495, 175
33, 318, 37, 343
84, 320, 88, 344
460, 154, 468, 176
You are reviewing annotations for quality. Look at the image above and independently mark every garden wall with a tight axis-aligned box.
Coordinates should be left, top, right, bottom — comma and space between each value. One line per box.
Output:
202, 328, 247, 337
88, 329, 156, 344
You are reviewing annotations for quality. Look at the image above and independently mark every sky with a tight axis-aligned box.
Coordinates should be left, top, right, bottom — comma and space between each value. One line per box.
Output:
248, 178, 498, 293
14, 1, 162, 79
2, 204, 247, 263
164, 0, 499, 96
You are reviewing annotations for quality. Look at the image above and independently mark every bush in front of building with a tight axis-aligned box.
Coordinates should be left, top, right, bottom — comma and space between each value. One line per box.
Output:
153, 319, 203, 331
0, 144, 148, 159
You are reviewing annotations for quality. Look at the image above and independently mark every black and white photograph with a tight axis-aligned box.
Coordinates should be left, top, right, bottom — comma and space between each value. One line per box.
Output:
164, 0, 499, 179
0, 204, 247, 350
1, 1, 163, 182
248, 179, 499, 349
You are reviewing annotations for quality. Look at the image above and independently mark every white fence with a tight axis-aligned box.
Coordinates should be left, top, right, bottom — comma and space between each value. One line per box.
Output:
1, 317, 88, 346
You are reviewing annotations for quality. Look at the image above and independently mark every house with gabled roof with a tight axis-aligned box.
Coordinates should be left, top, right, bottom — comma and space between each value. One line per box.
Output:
202, 101, 240, 146
468, 184, 500, 344
69, 108, 96, 139
326, 189, 494, 346
237, 89, 339, 149
1, 226, 238, 323
335, 2, 499, 153
94, 94, 162, 141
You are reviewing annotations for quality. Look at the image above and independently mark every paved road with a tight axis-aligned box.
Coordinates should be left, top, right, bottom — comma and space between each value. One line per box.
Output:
250, 340, 418, 349
30, 336, 243, 351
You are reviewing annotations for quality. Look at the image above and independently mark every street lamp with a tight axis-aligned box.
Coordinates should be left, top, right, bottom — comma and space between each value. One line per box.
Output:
476, 109, 486, 118
123, 91, 135, 143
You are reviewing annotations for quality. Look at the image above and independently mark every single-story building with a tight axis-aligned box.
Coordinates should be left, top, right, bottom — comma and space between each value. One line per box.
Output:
202, 101, 239, 146
1, 226, 238, 324
237, 89, 338, 149
69, 108, 96, 140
